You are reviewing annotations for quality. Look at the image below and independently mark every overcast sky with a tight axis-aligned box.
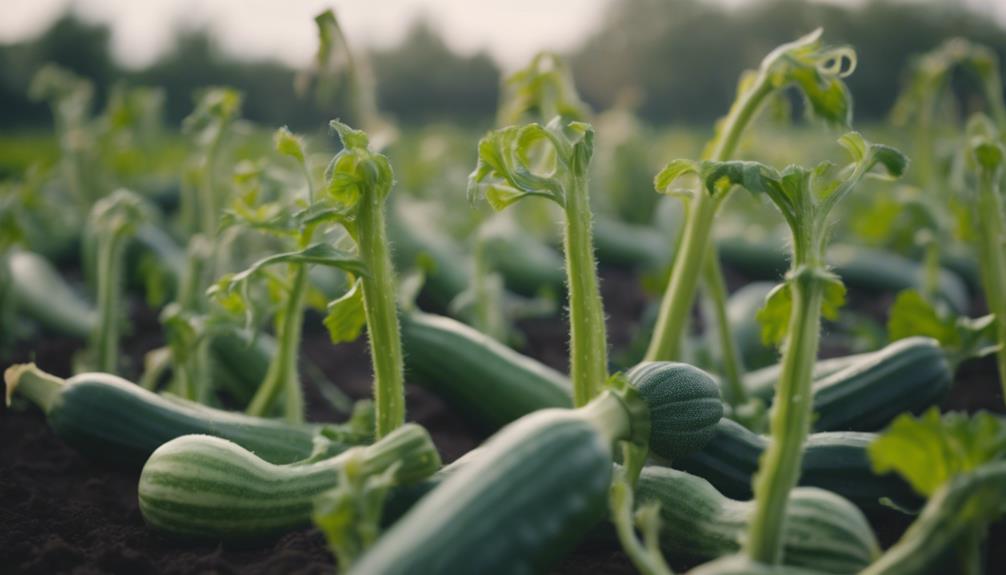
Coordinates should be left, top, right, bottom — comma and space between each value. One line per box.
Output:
1, 0, 1002, 71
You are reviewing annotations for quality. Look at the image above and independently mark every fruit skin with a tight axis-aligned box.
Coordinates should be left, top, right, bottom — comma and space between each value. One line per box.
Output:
675, 418, 919, 511
636, 466, 879, 574
5, 249, 97, 338
350, 408, 617, 575
627, 361, 724, 459
5, 364, 345, 466
400, 311, 573, 429
744, 337, 952, 432
138, 423, 440, 540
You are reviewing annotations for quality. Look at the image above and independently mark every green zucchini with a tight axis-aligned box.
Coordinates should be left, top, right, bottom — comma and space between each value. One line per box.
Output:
593, 216, 670, 270
743, 337, 952, 432
349, 397, 627, 574
400, 311, 573, 429
675, 418, 919, 511
717, 233, 970, 313
743, 354, 869, 401
4, 363, 361, 466
636, 466, 878, 573
626, 361, 723, 459
388, 198, 469, 309
353, 363, 721, 574
138, 423, 440, 540
480, 216, 565, 296
5, 249, 97, 338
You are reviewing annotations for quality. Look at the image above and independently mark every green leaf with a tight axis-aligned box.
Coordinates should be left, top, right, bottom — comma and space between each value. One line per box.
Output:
869, 408, 1006, 498
229, 244, 367, 286
325, 120, 395, 212
324, 279, 366, 344
756, 282, 791, 347
888, 290, 959, 348
274, 126, 306, 164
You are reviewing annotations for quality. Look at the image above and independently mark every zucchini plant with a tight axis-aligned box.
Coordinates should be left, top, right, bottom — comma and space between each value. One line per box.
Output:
210, 126, 366, 423
661, 133, 906, 563
962, 116, 1006, 404
82, 189, 149, 374
468, 118, 607, 407
644, 29, 857, 409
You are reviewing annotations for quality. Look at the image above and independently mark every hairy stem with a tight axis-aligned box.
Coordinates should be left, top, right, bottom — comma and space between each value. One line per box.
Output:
745, 272, 823, 563
564, 174, 609, 406
357, 189, 406, 438
646, 77, 774, 362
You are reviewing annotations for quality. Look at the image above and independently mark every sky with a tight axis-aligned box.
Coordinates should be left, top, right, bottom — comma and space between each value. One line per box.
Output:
1, 0, 1003, 71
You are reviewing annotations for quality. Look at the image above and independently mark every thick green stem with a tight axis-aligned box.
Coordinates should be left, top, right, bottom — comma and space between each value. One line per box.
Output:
357, 190, 406, 438
745, 272, 824, 563
246, 265, 309, 422
4, 363, 63, 412
93, 232, 126, 373
702, 247, 747, 406
564, 174, 609, 406
973, 169, 1006, 404
646, 78, 774, 362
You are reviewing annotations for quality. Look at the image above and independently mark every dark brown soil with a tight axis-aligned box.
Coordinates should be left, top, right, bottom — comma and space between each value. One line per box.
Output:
1, 266, 1004, 574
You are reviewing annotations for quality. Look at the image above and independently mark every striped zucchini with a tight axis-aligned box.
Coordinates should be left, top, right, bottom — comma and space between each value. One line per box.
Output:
4, 363, 362, 466
138, 423, 441, 540
742, 337, 952, 432
636, 467, 878, 574
350, 394, 631, 574
675, 418, 919, 511
400, 311, 573, 429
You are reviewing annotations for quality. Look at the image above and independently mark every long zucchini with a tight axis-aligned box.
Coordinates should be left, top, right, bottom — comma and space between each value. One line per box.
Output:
138, 423, 440, 540
743, 337, 952, 432
5, 249, 97, 338
636, 466, 878, 573
5, 363, 363, 466
400, 311, 573, 429
675, 418, 918, 511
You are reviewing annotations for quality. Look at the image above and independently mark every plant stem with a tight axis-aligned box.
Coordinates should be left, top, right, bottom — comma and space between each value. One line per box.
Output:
246, 265, 308, 422
563, 173, 608, 406
645, 77, 773, 363
745, 271, 824, 563
973, 167, 1006, 404
701, 247, 747, 406
93, 232, 126, 373
4, 363, 63, 412
357, 188, 405, 438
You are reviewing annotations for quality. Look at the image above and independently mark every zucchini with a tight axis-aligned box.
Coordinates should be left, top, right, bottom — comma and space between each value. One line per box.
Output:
636, 467, 878, 574
353, 365, 720, 574
480, 216, 565, 296
743, 354, 868, 401
138, 423, 440, 540
593, 216, 670, 270
350, 397, 627, 574
6, 249, 97, 338
400, 311, 573, 429
717, 232, 970, 313
743, 337, 952, 432
675, 418, 919, 511
388, 198, 469, 309
627, 361, 723, 458
4, 364, 361, 466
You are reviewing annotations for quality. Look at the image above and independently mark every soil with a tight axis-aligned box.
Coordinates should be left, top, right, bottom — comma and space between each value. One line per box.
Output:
2, 266, 1004, 574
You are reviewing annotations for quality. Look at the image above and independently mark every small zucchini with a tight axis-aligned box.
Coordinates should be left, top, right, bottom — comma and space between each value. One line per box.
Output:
4, 363, 360, 466
400, 311, 573, 429
636, 466, 879, 574
675, 418, 918, 511
742, 337, 952, 432
5, 249, 97, 339
138, 423, 441, 540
